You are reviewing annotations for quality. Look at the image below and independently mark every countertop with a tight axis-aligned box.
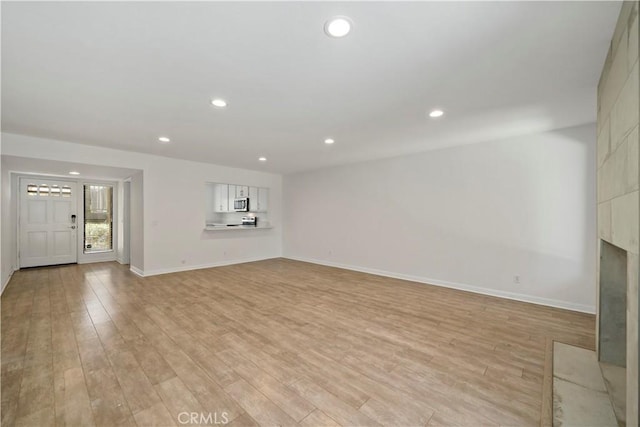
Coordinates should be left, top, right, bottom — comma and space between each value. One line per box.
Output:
204, 224, 273, 231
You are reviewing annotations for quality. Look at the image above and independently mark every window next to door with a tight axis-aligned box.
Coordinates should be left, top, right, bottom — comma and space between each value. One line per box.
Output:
84, 184, 113, 253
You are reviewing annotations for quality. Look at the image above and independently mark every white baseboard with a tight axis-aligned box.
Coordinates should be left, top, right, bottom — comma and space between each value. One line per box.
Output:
129, 265, 145, 277
285, 256, 596, 314
1, 269, 15, 295
129, 256, 278, 278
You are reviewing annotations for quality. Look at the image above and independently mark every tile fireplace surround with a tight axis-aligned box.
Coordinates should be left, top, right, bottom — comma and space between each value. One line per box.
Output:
596, 1, 639, 425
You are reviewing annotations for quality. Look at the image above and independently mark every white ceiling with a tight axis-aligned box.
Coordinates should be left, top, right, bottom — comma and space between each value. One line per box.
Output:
1, 2, 621, 174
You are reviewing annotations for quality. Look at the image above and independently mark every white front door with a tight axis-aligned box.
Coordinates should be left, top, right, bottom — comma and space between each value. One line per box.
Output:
19, 178, 78, 268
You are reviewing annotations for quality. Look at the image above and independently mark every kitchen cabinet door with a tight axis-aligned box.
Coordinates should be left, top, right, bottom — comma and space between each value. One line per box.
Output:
248, 187, 259, 211
236, 186, 249, 198
214, 184, 229, 212
257, 187, 269, 212
227, 185, 237, 210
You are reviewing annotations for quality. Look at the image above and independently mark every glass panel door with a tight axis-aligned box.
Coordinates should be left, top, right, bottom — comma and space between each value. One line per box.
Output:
83, 184, 113, 253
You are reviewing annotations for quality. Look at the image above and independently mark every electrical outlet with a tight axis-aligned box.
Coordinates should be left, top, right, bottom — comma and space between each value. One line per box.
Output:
514, 275, 521, 284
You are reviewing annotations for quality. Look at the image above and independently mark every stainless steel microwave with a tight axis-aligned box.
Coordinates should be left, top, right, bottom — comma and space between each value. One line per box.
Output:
234, 198, 249, 212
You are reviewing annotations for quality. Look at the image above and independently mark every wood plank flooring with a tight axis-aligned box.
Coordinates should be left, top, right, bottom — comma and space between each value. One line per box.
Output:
1, 259, 595, 426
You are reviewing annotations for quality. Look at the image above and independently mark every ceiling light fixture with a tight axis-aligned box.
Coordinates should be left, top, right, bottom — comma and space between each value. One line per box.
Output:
324, 138, 335, 144
258, 157, 267, 162
69, 171, 80, 175
158, 136, 171, 143
429, 109, 444, 118
211, 98, 227, 108
324, 16, 352, 38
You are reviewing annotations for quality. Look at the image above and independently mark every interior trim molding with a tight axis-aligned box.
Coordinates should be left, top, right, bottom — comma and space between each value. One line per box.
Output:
1, 269, 15, 295
129, 265, 145, 277
129, 256, 278, 278
285, 256, 596, 314
78, 255, 117, 265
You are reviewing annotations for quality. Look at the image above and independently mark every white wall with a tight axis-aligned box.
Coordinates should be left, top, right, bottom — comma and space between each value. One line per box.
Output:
117, 180, 131, 265
1, 158, 16, 292
284, 124, 597, 312
1, 133, 283, 276
1, 140, 2, 288
129, 172, 144, 273
1, 155, 7, 291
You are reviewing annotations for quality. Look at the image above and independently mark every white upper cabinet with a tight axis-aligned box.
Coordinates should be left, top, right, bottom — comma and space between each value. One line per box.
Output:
227, 184, 237, 209
248, 186, 268, 212
257, 187, 269, 212
235, 186, 249, 198
209, 182, 269, 214
249, 187, 259, 210
214, 183, 229, 212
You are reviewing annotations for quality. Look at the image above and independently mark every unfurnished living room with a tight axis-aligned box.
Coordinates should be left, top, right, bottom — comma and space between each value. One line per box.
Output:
1, 1, 638, 427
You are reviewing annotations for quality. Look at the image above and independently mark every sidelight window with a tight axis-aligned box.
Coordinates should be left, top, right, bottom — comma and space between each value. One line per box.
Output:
83, 184, 113, 253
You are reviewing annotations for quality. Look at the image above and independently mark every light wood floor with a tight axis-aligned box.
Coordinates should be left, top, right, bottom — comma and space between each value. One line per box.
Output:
1, 259, 595, 426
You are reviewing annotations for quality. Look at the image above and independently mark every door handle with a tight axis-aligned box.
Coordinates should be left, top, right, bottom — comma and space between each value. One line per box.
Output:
70, 225, 76, 229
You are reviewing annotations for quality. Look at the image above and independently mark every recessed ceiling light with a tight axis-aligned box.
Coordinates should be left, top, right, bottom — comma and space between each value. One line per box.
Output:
69, 171, 80, 175
211, 98, 227, 108
158, 136, 171, 143
258, 157, 267, 162
324, 138, 335, 144
324, 16, 352, 38
429, 109, 444, 118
